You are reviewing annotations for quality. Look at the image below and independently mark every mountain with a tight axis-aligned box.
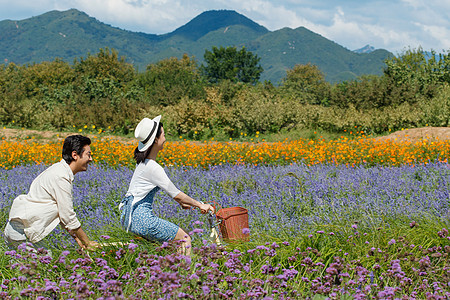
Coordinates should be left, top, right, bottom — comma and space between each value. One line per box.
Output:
0, 9, 161, 69
353, 45, 376, 54
0, 9, 392, 83
165, 10, 268, 41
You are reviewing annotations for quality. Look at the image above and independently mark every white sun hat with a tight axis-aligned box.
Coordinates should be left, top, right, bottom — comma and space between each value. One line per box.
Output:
134, 115, 162, 152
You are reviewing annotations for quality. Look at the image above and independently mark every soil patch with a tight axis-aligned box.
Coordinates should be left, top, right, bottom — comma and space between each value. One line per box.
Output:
1, 127, 449, 143
373, 127, 450, 142
0, 127, 133, 143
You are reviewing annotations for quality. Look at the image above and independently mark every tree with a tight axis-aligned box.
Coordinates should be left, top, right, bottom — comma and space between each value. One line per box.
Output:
281, 64, 330, 105
201, 46, 263, 84
73, 48, 135, 83
384, 47, 450, 97
137, 54, 205, 106
72, 48, 136, 103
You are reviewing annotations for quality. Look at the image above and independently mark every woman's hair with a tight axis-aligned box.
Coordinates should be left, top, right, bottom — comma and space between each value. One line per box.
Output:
62, 135, 91, 164
134, 122, 163, 164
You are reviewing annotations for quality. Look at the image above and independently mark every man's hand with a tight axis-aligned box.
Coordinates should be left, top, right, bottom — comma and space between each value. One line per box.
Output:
74, 236, 84, 249
86, 240, 100, 251
69, 226, 99, 251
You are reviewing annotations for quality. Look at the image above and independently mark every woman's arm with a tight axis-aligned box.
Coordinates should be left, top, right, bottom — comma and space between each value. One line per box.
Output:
173, 192, 214, 214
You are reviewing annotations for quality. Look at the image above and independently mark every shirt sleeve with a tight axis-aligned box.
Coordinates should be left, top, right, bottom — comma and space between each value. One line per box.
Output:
52, 176, 81, 231
147, 163, 181, 198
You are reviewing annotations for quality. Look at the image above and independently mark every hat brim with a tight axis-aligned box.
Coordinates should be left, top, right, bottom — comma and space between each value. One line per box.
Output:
137, 115, 161, 152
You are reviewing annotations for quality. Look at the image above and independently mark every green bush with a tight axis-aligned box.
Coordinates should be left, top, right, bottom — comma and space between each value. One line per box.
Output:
162, 87, 234, 139
418, 83, 450, 127
1, 47, 449, 139
280, 64, 331, 106
230, 85, 302, 135
137, 54, 206, 106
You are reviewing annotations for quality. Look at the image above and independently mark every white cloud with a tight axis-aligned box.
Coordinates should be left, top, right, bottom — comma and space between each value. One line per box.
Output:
417, 24, 450, 52
64, 0, 188, 33
400, 0, 423, 9
221, 0, 323, 32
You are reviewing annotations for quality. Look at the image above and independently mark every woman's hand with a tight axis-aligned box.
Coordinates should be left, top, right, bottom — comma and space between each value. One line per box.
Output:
180, 203, 192, 210
173, 192, 215, 214
198, 203, 215, 214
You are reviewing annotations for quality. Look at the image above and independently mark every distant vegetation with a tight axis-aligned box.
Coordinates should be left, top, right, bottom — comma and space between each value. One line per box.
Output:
0, 47, 449, 140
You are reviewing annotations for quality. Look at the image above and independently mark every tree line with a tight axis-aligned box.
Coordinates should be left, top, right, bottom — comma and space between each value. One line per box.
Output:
0, 46, 449, 139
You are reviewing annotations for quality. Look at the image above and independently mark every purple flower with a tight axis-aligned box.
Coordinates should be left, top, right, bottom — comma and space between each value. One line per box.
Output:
438, 228, 449, 238
326, 267, 338, 275
38, 255, 52, 264
189, 228, 204, 235
202, 285, 210, 295
242, 228, 250, 234
189, 274, 199, 281
388, 239, 396, 245
127, 243, 138, 251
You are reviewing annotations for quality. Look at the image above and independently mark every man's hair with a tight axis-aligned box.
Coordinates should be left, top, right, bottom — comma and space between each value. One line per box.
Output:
134, 122, 163, 164
62, 135, 91, 164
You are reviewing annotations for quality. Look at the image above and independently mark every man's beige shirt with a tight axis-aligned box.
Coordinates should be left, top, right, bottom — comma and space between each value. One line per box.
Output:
8, 159, 81, 243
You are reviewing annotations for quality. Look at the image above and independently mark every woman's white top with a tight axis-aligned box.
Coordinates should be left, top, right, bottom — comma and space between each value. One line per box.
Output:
123, 159, 181, 208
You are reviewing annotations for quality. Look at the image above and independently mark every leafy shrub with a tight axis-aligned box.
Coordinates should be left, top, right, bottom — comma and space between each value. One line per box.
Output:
280, 64, 331, 106
162, 87, 234, 139
73, 48, 135, 83
201, 46, 263, 84
230, 85, 301, 135
137, 54, 206, 106
1, 47, 449, 138
329, 75, 388, 109
417, 83, 450, 127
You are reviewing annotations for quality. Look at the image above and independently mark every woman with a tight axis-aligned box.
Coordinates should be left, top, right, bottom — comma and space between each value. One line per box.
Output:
119, 115, 214, 256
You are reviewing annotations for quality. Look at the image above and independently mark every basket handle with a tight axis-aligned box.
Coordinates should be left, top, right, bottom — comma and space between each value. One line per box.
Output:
216, 208, 248, 220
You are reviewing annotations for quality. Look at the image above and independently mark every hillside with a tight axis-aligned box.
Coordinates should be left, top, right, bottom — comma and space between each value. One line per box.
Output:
0, 9, 392, 83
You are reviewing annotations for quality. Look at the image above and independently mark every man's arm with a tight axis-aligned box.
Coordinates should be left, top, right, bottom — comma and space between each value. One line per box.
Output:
67, 226, 99, 250
54, 176, 98, 249
54, 177, 82, 230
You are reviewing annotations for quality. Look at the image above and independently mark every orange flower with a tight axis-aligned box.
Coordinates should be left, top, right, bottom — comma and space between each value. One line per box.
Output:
0, 136, 449, 169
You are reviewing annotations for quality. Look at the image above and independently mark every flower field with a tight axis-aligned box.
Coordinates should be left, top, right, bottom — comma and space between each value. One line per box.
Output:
0, 136, 449, 299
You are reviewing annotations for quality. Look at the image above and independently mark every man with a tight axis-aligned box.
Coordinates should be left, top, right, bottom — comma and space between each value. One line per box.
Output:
3, 135, 99, 250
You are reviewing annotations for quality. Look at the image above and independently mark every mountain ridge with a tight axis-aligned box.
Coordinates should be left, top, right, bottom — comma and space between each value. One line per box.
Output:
354, 45, 376, 54
166, 10, 269, 41
0, 9, 392, 83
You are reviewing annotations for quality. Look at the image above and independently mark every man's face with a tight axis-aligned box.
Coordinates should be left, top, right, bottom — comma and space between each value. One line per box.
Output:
71, 145, 92, 174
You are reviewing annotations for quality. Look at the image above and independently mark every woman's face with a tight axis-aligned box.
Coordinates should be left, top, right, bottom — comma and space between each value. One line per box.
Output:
155, 126, 166, 150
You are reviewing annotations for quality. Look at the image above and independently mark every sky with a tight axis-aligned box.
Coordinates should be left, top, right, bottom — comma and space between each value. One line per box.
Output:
0, 0, 449, 54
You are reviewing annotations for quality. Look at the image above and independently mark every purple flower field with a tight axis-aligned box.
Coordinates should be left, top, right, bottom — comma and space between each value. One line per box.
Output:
1, 162, 449, 298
